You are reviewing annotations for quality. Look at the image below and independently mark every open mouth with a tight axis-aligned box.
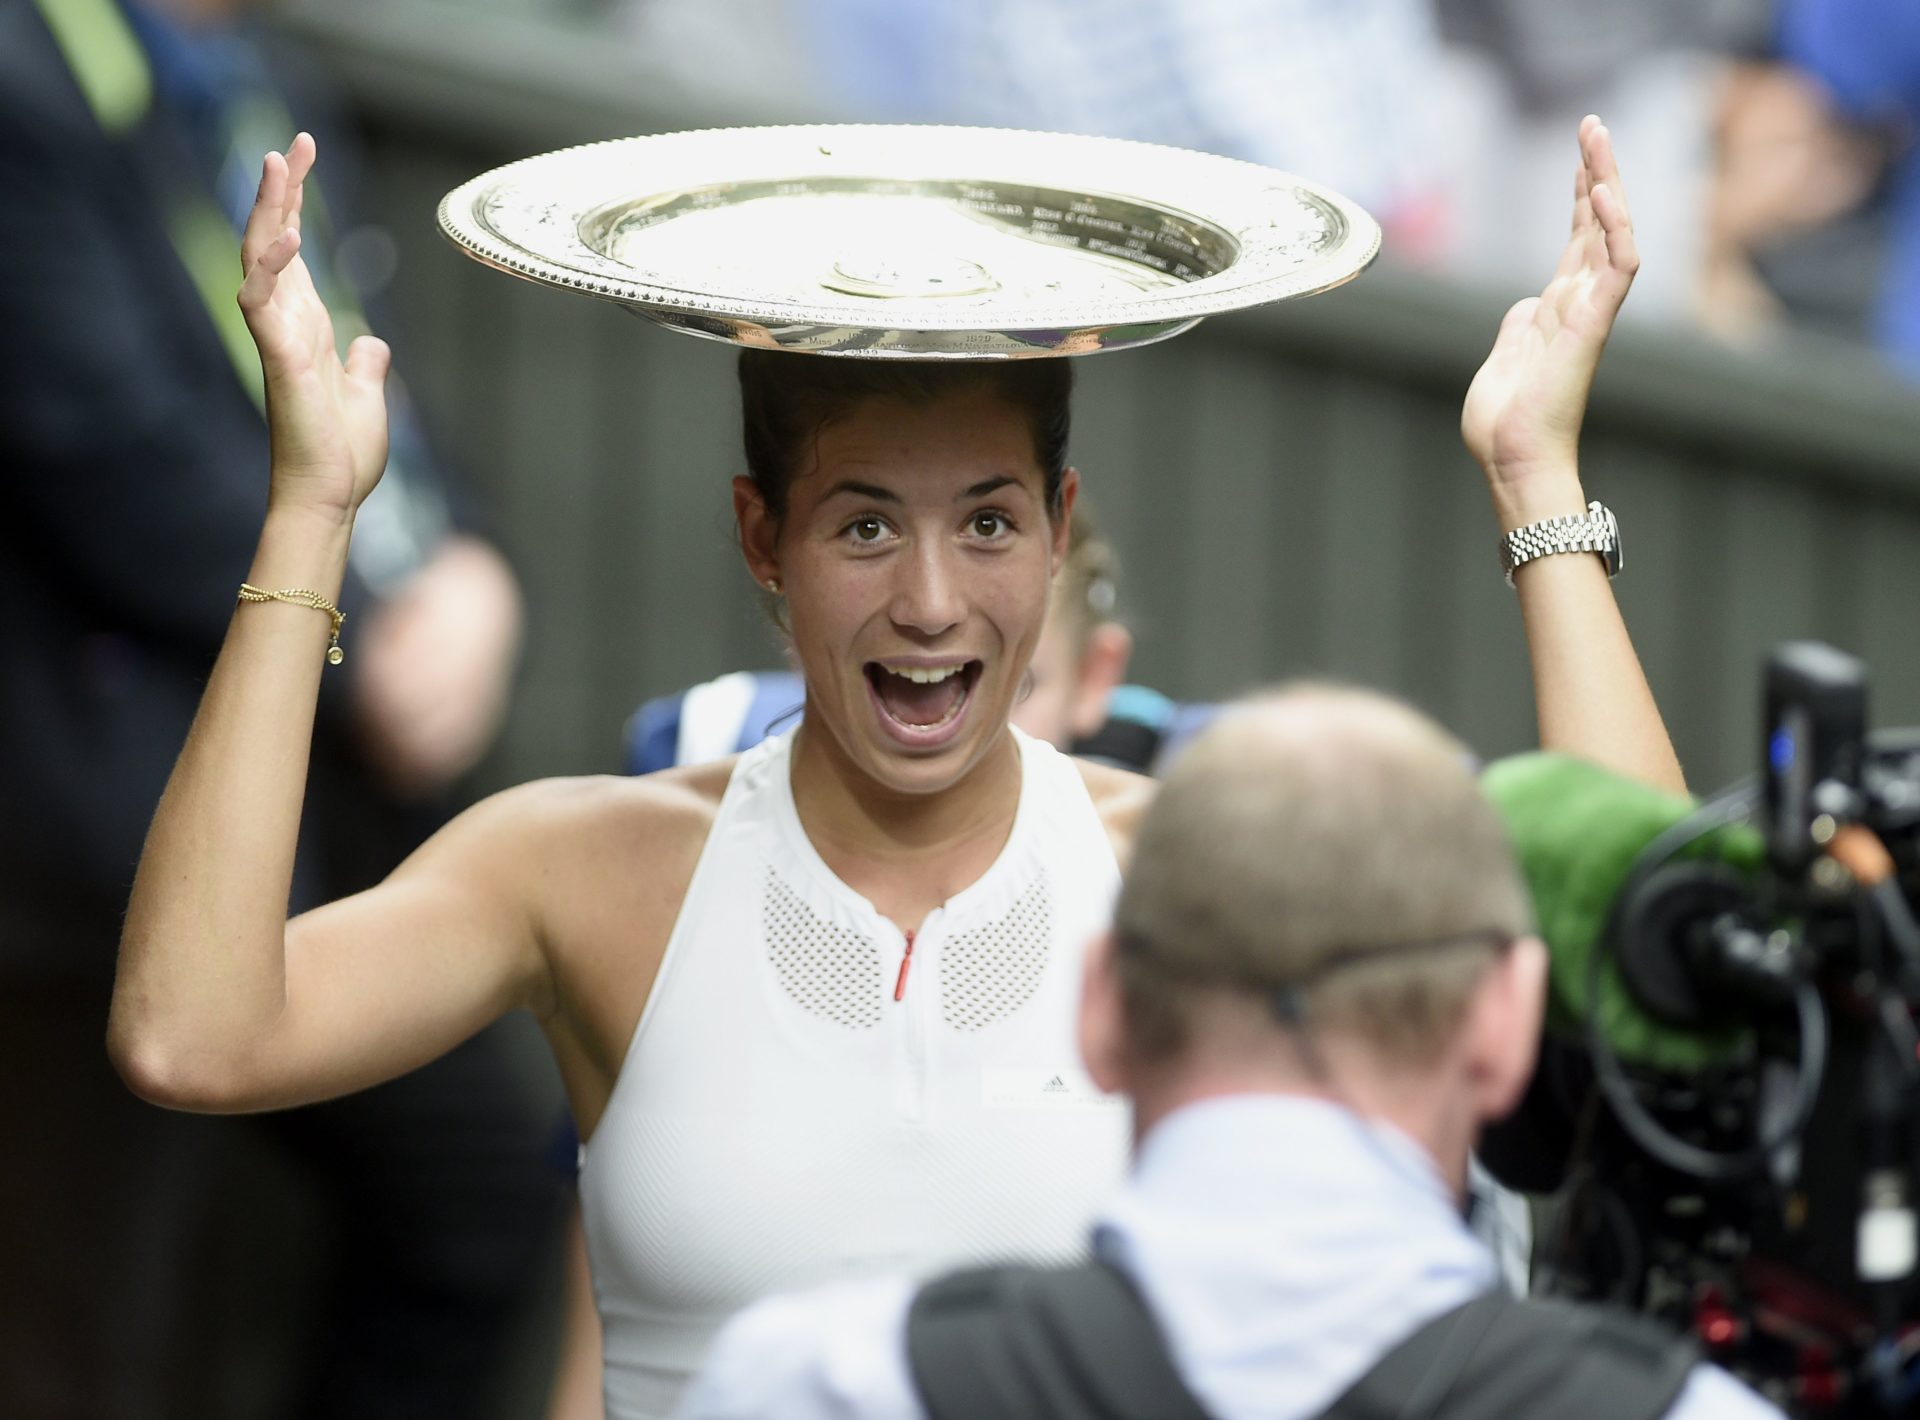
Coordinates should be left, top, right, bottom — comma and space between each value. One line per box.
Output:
864, 660, 983, 744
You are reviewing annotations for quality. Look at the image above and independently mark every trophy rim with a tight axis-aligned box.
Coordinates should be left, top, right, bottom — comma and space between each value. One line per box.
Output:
437, 123, 1383, 358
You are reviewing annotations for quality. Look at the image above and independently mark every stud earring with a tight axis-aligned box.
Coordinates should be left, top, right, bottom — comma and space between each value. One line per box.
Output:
765, 577, 782, 595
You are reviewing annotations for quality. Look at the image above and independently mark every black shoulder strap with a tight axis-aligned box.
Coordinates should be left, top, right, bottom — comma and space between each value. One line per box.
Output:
910, 1264, 1700, 1420
1322, 1290, 1701, 1420
908, 1260, 1211, 1420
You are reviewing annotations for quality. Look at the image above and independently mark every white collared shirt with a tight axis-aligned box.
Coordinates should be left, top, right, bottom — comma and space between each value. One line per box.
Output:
674, 1096, 1782, 1420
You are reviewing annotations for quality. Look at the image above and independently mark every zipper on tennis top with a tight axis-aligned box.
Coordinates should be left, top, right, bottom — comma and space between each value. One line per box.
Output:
894, 929, 915, 1001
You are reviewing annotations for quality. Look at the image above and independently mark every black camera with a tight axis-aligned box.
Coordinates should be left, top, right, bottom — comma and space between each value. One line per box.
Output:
1524, 644, 1920, 1416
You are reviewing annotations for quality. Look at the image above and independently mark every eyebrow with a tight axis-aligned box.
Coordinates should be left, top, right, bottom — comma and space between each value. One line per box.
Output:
820, 474, 1025, 505
821, 480, 900, 505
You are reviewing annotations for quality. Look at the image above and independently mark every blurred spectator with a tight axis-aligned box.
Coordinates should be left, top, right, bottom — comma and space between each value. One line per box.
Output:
1432, 0, 1773, 320
621, 0, 814, 111
0, 0, 563, 1414
621, 0, 1770, 323
600, 0, 1909, 357
626, 0, 1450, 250
1436, 0, 1771, 115
812, 0, 1448, 242
1697, 57, 1887, 344
1777, 0, 1920, 371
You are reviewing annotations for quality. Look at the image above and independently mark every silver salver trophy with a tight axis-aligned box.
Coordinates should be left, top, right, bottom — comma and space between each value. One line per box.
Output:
439, 125, 1381, 359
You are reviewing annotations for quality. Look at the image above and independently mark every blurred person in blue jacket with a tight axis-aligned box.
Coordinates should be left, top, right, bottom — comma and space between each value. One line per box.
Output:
0, 1, 562, 1415
1779, 0, 1920, 372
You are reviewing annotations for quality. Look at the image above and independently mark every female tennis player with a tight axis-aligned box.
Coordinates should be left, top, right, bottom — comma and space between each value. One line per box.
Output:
111, 116, 1681, 1418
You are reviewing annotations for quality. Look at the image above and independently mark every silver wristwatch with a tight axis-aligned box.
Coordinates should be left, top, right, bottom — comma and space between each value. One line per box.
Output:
1499, 501, 1622, 587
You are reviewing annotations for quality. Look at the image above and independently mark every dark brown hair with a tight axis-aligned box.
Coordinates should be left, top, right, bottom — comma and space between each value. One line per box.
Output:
737, 351, 1073, 523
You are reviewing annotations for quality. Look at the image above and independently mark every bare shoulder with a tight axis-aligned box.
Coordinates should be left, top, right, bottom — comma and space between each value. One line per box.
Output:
451, 760, 741, 1103
1070, 756, 1158, 870
403, 757, 737, 906
643, 754, 738, 813
446, 758, 725, 840
514, 756, 733, 836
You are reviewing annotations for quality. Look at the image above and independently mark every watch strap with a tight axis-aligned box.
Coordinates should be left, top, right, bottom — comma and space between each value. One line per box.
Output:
1500, 501, 1620, 587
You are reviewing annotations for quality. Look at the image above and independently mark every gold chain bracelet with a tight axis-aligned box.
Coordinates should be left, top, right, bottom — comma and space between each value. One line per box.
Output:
237, 583, 346, 665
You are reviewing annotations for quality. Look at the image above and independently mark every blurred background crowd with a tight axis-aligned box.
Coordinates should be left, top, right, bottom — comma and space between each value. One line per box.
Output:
3, 1, 1919, 1418
595, 0, 1920, 368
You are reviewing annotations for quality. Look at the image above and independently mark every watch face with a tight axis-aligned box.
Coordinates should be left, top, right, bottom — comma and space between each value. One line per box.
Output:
1596, 503, 1623, 577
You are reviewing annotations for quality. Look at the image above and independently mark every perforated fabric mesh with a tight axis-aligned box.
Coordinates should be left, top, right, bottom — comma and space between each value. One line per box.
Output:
941, 873, 1053, 1031
764, 867, 883, 1028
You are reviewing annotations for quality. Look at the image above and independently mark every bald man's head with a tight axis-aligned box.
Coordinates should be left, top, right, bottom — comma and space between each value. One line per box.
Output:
1111, 684, 1534, 1069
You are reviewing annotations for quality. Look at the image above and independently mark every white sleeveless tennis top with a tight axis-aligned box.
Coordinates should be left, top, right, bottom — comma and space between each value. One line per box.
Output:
578, 727, 1131, 1419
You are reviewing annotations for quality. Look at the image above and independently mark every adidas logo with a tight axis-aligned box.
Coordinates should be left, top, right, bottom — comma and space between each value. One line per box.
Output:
1043, 1075, 1068, 1093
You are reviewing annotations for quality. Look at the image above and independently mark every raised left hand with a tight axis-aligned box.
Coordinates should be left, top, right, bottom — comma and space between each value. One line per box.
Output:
1461, 116, 1638, 529
238, 134, 392, 523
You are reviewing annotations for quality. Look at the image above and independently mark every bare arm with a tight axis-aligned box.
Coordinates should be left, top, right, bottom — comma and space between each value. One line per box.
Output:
544, 1202, 608, 1420
1462, 117, 1687, 796
109, 136, 550, 1110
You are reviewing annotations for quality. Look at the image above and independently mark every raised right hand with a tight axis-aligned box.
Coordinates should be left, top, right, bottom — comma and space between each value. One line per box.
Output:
238, 133, 391, 522
1460, 116, 1638, 526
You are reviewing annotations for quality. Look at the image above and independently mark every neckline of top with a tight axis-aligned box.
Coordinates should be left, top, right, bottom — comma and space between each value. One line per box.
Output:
763, 726, 1046, 937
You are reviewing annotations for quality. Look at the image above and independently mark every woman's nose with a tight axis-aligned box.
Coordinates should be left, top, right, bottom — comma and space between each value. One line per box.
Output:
888, 542, 964, 637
